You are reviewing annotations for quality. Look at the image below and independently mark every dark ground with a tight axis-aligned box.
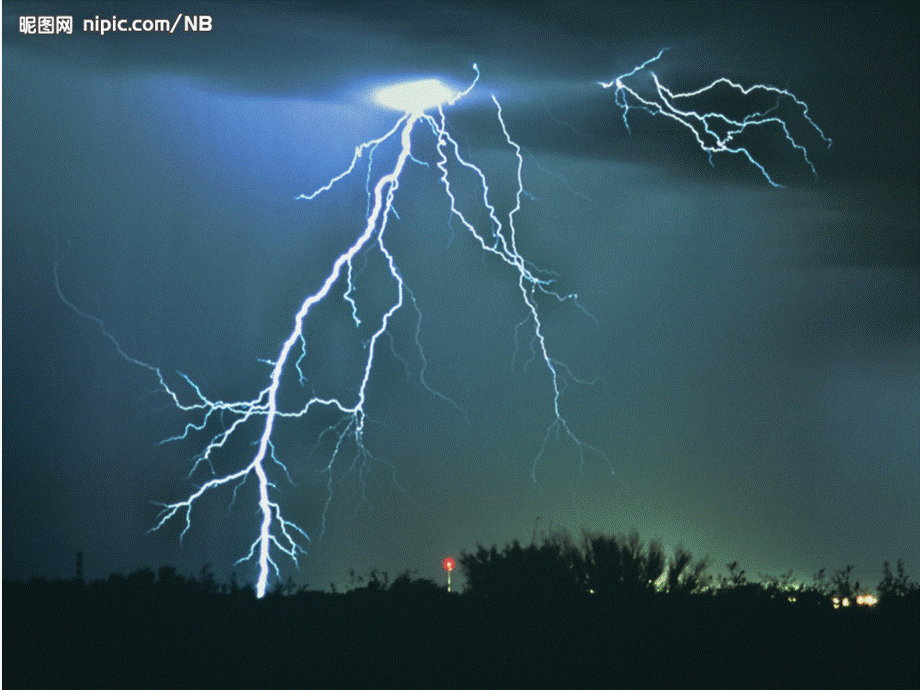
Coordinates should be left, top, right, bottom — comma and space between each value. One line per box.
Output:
4, 577, 918, 689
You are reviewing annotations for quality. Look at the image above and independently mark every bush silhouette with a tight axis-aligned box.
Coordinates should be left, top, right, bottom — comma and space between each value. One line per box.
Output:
581, 529, 665, 597
880, 559, 919, 600
459, 532, 583, 601
459, 528, 719, 600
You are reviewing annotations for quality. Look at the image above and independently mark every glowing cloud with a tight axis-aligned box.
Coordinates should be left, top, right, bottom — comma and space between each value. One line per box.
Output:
373, 78, 457, 114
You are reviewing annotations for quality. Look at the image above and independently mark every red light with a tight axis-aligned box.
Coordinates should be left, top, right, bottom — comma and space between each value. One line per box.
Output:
442, 556, 455, 572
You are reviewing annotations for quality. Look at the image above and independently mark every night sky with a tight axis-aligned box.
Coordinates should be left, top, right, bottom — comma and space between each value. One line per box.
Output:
3, 1, 917, 593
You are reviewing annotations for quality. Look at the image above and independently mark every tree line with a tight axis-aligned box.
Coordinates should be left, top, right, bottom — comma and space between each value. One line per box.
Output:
5, 530, 917, 688
457, 529, 918, 607
9, 529, 918, 608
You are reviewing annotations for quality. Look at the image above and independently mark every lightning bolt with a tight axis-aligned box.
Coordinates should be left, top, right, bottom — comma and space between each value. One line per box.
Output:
55, 54, 828, 598
57, 65, 604, 598
599, 48, 831, 186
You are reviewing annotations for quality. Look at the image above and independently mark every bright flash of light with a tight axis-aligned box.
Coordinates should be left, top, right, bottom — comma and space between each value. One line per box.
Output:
58, 64, 605, 598
599, 48, 831, 186
55, 53, 828, 599
373, 78, 458, 114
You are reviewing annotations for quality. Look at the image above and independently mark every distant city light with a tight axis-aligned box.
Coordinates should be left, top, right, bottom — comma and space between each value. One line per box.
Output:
832, 593, 878, 609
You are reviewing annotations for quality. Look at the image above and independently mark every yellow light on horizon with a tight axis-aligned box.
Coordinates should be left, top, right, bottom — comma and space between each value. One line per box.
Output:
834, 593, 878, 608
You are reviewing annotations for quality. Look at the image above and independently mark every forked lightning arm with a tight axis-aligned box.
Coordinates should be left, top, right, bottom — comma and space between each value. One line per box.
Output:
599, 48, 831, 186
55, 54, 827, 598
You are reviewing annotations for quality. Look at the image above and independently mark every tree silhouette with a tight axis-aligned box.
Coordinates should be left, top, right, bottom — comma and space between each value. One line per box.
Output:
879, 559, 919, 601
459, 532, 583, 601
389, 571, 445, 599
665, 544, 710, 594
830, 564, 859, 601
581, 529, 665, 597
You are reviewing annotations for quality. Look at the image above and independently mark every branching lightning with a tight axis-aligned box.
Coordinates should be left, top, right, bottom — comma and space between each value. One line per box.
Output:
55, 52, 828, 598
599, 48, 831, 186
